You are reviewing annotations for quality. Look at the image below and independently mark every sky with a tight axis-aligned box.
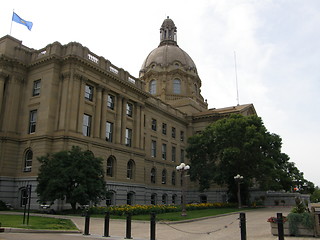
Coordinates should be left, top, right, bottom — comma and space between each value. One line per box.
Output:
1, 0, 319, 187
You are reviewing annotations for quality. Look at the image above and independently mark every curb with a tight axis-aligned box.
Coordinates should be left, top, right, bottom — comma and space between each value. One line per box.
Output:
2, 227, 82, 234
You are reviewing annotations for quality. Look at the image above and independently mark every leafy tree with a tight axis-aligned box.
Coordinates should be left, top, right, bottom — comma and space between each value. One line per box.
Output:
36, 146, 106, 211
311, 187, 320, 203
186, 114, 309, 203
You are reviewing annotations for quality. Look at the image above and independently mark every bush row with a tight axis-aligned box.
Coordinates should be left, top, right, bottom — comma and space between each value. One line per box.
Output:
89, 202, 237, 216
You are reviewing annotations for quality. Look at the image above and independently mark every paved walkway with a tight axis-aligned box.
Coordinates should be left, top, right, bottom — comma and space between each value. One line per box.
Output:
0, 208, 319, 240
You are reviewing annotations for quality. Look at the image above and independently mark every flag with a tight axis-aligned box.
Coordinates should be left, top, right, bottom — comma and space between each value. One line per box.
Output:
12, 12, 33, 31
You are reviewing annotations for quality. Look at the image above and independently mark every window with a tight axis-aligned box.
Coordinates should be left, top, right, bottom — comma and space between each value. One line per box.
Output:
106, 191, 115, 206
151, 193, 157, 205
83, 114, 92, 136
125, 128, 132, 147
151, 118, 157, 131
173, 79, 181, 94
151, 140, 157, 157
107, 94, 115, 110
106, 156, 115, 177
24, 149, 33, 172
127, 160, 134, 179
106, 121, 113, 142
180, 131, 184, 142
32, 80, 41, 96
162, 194, 168, 204
85, 84, 93, 101
162, 169, 167, 184
126, 102, 133, 117
151, 168, 156, 183
149, 80, 156, 94
162, 144, 167, 160
162, 123, 167, 135
171, 127, 176, 138
171, 171, 176, 185
200, 195, 208, 203
172, 194, 177, 204
172, 146, 176, 162
180, 149, 185, 163
127, 192, 134, 205
28, 110, 37, 134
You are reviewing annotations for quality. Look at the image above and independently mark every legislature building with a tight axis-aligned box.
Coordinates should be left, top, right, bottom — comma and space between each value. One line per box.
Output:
0, 17, 256, 209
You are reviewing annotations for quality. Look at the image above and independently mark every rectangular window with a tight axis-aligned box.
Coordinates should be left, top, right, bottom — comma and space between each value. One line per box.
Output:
151, 140, 157, 157
162, 123, 167, 135
83, 114, 92, 136
162, 144, 167, 160
107, 94, 115, 110
85, 84, 94, 101
180, 149, 185, 163
106, 121, 113, 142
172, 146, 176, 162
151, 118, 157, 131
172, 127, 176, 138
180, 131, 184, 142
126, 102, 133, 117
125, 128, 132, 147
28, 110, 37, 134
32, 80, 41, 96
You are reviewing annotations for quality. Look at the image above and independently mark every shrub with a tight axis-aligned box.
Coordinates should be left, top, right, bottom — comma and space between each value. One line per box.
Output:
287, 212, 315, 235
0, 200, 8, 211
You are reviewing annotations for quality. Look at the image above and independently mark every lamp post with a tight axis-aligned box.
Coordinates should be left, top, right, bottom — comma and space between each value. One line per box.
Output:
234, 174, 243, 209
176, 163, 190, 216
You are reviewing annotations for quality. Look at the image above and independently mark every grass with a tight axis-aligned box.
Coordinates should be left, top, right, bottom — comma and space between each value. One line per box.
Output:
91, 208, 241, 221
0, 214, 78, 230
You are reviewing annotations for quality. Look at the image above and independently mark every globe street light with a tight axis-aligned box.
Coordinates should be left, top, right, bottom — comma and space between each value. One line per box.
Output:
176, 163, 190, 216
234, 174, 243, 209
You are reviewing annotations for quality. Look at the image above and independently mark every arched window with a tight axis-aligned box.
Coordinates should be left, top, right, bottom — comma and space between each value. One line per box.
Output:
200, 195, 208, 203
171, 171, 176, 186
172, 194, 177, 205
149, 80, 156, 95
106, 156, 116, 177
106, 191, 116, 206
127, 160, 135, 179
127, 192, 135, 205
162, 194, 168, 204
173, 79, 181, 94
161, 169, 167, 184
151, 193, 157, 205
151, 168, 156, 184
24, 149, 33, 172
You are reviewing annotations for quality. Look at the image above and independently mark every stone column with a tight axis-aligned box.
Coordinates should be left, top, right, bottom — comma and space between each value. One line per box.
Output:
134, 103, 141, 148
77, 78, 85, 134
94, 86, 102, 138
115, 95, 123, 144
140, 106, 145, 149
100, 89, 108, 139
121, 98, 128, 145
0, 73, 6, 116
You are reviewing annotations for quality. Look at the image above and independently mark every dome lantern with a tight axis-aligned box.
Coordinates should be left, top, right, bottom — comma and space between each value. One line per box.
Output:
159, 16, 177, 47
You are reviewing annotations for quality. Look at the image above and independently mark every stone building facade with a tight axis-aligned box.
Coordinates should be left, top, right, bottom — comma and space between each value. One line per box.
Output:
0, 17, 256, 210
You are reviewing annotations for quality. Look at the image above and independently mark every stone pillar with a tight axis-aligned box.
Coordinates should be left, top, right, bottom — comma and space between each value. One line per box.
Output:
121, 98, 128, 145
94, 86, 102, 138
115, 95, 123, 144
77, 78, 85, 134
0, 73, 6, 116
100, 89, 108, 139
140, 106, 145, 149
134, 103, 141, 148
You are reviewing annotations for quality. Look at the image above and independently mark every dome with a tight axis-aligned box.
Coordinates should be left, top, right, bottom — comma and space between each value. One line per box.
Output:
140, 44, 197, 72
140, 17, 197, 75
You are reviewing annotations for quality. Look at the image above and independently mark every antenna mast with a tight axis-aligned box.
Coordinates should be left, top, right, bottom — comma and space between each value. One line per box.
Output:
234, 51, 240, 106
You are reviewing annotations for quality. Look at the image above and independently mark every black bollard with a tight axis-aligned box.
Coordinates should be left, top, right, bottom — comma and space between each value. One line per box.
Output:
150, 212, 156, 240
125, 212, 132, 239
277, 213, 285, 240
239, 212, 247, 240
83, 210, 90, 235
103, 211, 110, 237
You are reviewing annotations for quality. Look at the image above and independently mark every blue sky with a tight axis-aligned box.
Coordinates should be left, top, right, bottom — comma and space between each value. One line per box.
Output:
1, 0, 319, 187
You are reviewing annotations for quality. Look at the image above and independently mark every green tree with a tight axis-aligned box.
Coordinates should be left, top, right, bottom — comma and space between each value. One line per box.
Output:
311, 187, 320, 203
186, 114, 308, 203
36, 146, 106, 211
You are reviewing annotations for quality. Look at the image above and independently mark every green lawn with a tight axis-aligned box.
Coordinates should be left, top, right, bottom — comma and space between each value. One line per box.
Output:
0, 214, 78, 230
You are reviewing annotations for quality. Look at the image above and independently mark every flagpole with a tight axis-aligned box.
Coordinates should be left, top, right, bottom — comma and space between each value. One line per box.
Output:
10, 10, 14, 35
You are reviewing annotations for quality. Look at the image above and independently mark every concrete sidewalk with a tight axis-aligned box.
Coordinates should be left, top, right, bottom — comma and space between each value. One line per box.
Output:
0, 208, 319, 240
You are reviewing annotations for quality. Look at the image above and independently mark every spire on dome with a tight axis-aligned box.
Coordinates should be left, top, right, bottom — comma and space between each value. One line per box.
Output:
159, 17, 177, 47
